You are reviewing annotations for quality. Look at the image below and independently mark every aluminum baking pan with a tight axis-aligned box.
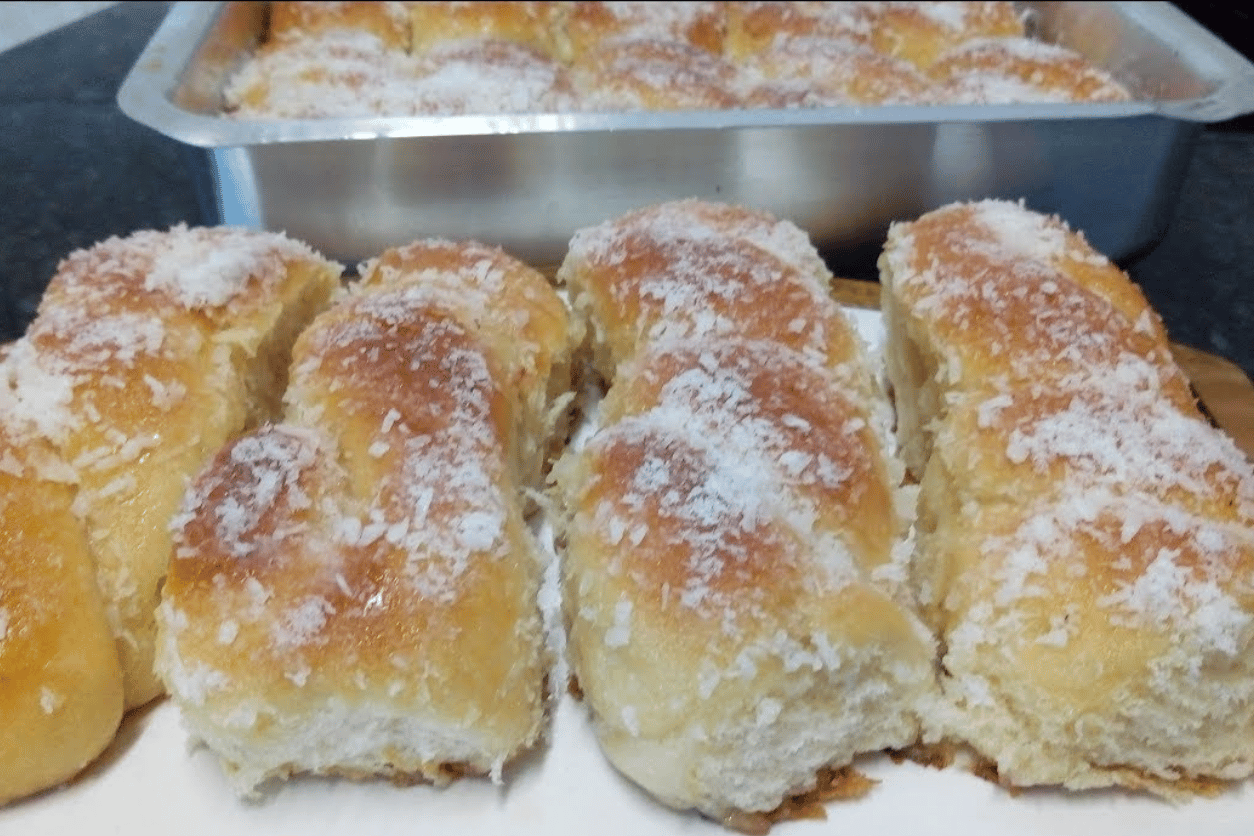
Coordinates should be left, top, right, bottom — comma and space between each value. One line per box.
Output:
118, 2, 1254, 268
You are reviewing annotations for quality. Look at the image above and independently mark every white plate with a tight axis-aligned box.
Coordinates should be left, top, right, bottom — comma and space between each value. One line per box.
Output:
8, 309, 1253, 835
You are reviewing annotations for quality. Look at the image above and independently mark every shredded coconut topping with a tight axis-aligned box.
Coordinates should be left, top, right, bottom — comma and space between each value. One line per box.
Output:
177, 426, 322, 561
587, 419, 789, 627
886, 197, 1254, 710
564, 199, 848, 369
934, 37, 1131, 104
51, 224, 319, 311
976, 488, 1254, 656
565, 199, 905, 648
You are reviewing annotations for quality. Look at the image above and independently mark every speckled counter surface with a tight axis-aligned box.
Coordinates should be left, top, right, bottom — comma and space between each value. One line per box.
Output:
1, 1, 1251, 380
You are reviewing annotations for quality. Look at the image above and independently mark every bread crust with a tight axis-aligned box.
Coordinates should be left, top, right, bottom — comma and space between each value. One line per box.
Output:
157, 239, 577, 794
880, 199, 1254, 795
552, 199, 936, 823
0, 429, 123, 807
25, 226, 342, 711
0, 225, 340, 805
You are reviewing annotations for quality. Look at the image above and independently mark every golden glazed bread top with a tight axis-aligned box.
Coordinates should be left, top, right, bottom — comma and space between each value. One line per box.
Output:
2, 222, 340, 524
879, 200, 1192, 400
929, 36, 1132, 104
723, 1, 878, 59
349, 238, 578, 484
228, 29, 573, 118
408, 0, 560, 57
935, 384, 1254, 525
934, 487, 1254, 654
407, 39, 574, 114
559, 1, 726, 61
352, 238, 573, 388
740, 35, 935, 106
224, 29, 421, 118
269, 0, 413, 50
10, 222, 341, 524
569, 38, 741, 110
866, 0, 1025, 68
38, 224, 331, 318
558, 199, 866, 380
561, 415, 923, 663
596, 338, 899, 581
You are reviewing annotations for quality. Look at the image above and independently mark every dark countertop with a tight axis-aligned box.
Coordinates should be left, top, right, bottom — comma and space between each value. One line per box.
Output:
2, 1, 1252, 382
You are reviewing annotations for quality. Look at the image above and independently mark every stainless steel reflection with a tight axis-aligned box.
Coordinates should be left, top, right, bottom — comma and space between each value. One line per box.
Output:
118, 2, 1254, 267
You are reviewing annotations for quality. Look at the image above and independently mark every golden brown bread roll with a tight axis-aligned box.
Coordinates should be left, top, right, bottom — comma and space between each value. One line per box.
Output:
929, 36, 1132, 104
552, 199, 935, 826
568, 37, 742, 111
156, 239, 578, 794
224, 28, 419, 119
556, 1, 726, 62
878, 198, 1193, 477
866, 0, 1024, 69
723, 2, 877, 60
0, 226, 340, 805
880, 199, 1254, 795
409, 39, 575, 115
268, 1, 413, 51
408, 1, 561, 58
739, 35, 937, 107
556, 198, 876, 398
0, 426, 123, 807
17, 226, 342, 712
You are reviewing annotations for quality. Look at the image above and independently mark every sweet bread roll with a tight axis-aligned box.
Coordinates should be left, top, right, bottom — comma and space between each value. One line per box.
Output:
723, 2, 876, 61
408, 1, 560, 58
224, 29, 418, 118
410, 39, 574, 115
556, 1, 726, 62
917, 468, 1254, 793
20, 226, 342, 711
878, 198, 1192, 477
0, 426, 123, 806
930, 37, 1132, 104
866, 1, 1024, 70
552, 199, 935, 826
569, 38, 741, 111
156, 240, 577, 794
880, 199, 1254, 795
740, 36, 937, 107
268, 1, 412, 51
556, 198, 874, 398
